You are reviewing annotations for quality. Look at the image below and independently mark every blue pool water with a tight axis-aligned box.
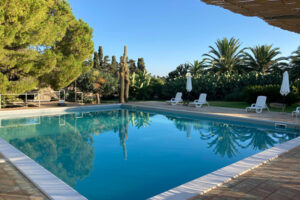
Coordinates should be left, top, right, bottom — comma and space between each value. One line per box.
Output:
0, 108, 298, 200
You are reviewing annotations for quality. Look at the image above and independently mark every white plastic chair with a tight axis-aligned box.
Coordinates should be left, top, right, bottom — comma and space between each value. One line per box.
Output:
190, 93, 209, 108
166, 92, 183, 106
246, 96, 270, 113
292, 107, 299, 119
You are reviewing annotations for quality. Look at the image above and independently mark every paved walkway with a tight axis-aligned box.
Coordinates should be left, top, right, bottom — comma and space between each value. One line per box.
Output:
129, 101, 300, 124
190, 145, 300, 200
0, 154, 48, 200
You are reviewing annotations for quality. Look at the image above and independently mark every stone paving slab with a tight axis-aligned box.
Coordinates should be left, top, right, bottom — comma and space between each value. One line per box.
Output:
190, 145, 300, 200
0, 154, 49, 200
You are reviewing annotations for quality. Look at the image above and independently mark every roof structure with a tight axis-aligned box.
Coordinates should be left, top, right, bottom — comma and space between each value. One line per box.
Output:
201, 0, 300, 34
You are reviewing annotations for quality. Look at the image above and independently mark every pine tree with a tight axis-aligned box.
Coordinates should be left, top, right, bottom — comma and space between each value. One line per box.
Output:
0, 0, 94, 93
137, 58, 146, 72
44, 19, 94, 89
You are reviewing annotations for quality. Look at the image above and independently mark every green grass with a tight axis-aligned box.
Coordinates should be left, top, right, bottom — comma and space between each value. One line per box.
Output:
210, 101, 300, 113
209, 101, 249, 109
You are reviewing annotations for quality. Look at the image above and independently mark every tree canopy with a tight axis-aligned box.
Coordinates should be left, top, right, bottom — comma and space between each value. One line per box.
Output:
0, 0, 94, 94
137, 58, 146, 72
203, 37, 245, 73
243, 45, 286, 73
289, 47, 300, 82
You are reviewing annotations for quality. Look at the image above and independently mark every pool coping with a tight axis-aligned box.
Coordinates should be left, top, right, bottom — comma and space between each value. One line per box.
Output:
0, 103, 299, 200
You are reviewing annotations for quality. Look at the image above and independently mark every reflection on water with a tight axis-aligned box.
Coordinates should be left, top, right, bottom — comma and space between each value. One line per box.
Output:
0, 110, 154, 186
167, 116, 296, 158
0, 109, 297, 199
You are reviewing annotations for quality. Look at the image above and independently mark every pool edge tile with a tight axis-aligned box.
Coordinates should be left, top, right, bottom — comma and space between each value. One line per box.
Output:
0, 138, 87, 200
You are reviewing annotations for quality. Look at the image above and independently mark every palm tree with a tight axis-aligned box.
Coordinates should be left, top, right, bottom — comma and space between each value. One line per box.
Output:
189, 60, 207, 75
243, 45, 287, 73
167, 63, 190, 79
203, 37, 245, 73
289, 46, 300, 81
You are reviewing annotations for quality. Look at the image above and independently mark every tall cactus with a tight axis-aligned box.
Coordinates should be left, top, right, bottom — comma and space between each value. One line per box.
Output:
119, 45, 129, 103
124, 46, 130, 102
119, 60, 125, 103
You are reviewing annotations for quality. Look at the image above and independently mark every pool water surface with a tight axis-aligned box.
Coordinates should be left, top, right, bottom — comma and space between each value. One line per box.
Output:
0, 108, 298, 200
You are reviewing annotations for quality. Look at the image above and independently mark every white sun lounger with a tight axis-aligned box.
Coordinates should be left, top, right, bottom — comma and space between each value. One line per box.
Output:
58, 100, 66, 106
166, 92, 183, 106
190, 93, 209, 108
246, 96, 270, 113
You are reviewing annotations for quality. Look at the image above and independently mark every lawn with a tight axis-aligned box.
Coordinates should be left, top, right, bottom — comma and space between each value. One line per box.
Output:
209, 101, 300, 113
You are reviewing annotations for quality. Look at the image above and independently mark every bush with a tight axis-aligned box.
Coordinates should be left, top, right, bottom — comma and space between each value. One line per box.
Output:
224, 88, 246, 101
130, 75, 165, 100
295, 80, 300, 94
244, 85, 299, 105
66, 90, 75, 102
83, 96, 95, 104
162, 71, 282, 100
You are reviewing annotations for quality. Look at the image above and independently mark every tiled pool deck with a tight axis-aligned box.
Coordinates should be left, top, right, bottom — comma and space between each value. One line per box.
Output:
0, 153, 49, 200
0, 102, 299, 200
190, 145, 300, 200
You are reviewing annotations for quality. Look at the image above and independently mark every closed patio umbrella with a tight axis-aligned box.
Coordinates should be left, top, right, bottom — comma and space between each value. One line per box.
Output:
186, 71, 192, 104
280, 71, 290, 96
280, 71, 290, 111
186, 71, 192, 92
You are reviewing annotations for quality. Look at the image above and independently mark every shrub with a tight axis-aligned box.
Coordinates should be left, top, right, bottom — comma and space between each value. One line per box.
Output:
244, 85, 299, 105
224, 88, 246, 101
83, 96, 95, 104
162, 71, 282, 100
130, 75, 165, 100
66, 90, 75, 102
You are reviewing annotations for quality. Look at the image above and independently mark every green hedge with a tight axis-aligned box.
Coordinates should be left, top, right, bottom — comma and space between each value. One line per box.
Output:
244, 85, 299, 105
161, 72, 283, 100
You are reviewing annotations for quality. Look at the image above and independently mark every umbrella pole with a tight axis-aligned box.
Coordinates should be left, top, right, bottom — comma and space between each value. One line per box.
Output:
283, 95, 286, 112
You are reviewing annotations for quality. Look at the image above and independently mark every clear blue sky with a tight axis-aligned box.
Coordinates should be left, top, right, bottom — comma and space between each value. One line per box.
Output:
68, 0, 300, 76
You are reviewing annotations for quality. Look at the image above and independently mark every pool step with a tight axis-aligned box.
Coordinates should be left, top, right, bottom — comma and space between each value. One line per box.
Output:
275, 122, 287, 130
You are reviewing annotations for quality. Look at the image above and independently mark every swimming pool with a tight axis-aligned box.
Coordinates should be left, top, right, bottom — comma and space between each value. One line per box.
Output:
0, 108, 298, 200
